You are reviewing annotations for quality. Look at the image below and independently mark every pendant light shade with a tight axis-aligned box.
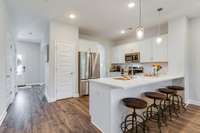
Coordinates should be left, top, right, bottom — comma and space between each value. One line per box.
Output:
136, 0, 144, 39
156, 36, 163, 44
136, 26, 144, 39
156, 8, 163, 44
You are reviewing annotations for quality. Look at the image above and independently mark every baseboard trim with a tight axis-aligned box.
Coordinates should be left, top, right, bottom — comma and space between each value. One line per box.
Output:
0, 107, 7, 126
189, 99, 200, 106
45, 93, 55, 103
73, 93, 79, 98
91, 120, 104, 133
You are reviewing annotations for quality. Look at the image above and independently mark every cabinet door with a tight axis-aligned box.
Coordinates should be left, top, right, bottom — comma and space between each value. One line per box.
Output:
111, 47, 119, 63
124, 43, 140, 54
111, 46, 125, 63
152, 35, 168, 62
118, 45, 125, 63
139, 39, 153, 63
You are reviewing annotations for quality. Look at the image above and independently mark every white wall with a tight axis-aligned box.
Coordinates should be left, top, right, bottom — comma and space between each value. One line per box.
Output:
168, 17, 189, 103
168, 17, 188, 76
48, 21, 79, 102
79, 39, 111, 78
188, 17, 200, 105
16, 41, 41, 85
0, 0, 13, 125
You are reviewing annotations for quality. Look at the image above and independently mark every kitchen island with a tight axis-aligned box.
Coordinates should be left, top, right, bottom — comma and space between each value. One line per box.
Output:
89, 74, 184, 133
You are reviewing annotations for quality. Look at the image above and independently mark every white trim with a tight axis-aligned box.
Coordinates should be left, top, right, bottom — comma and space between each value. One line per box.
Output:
17, 85, 32, 90
0, 107, 7, 126
54, 40, 57, 101
91, 120, 104, 133
45, 93, 56, 103
73, 93, 79, 98
189, 99, 200, 106
25, 82, 45, 86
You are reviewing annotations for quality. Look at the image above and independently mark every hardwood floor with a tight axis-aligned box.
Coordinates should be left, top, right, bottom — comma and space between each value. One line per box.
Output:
148, 105, 200, 133
0, 86, 100, 133
0, 86, 200, 133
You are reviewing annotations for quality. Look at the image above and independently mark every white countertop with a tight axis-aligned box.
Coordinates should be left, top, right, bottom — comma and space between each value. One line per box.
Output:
90, 74, 184, 89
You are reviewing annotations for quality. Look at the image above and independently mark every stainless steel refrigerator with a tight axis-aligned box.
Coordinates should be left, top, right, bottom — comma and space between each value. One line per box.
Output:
78, 52, 100, 96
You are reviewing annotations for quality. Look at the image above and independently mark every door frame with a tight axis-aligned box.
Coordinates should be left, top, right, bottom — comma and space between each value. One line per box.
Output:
6, 33, 16, 105
54, 40, 76, 100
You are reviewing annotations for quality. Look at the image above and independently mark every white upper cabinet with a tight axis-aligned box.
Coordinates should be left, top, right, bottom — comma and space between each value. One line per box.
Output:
138, 38, 153, 62
124, 43, 140, 54
112, 45, 125, 63
152, 35, 168, 62
111, 34, 168, 64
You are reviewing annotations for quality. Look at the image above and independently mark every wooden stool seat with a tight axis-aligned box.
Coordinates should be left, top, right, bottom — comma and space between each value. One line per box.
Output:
158, 88, 177, 95
167, 86, 184, 91
144, 92, 167, 100
122, 98, 147, 109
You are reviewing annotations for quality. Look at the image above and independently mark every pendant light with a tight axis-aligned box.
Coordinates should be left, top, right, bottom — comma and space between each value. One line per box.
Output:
136, 0, 144, 40
156, 8, 163, 44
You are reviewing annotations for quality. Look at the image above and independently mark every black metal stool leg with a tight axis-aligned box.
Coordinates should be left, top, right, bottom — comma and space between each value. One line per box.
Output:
121, 108, 147, 133
144, 98, 163, 133
179, 95, 187, 111
171, 95, 179, 118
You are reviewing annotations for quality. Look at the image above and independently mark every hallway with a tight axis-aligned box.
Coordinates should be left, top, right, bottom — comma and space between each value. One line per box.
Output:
0, 87, 100, 133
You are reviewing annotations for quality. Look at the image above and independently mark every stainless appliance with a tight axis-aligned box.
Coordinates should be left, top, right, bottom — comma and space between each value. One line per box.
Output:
125, 53, 140, 63
78, 52, 100, 96
128, 66, 144, 75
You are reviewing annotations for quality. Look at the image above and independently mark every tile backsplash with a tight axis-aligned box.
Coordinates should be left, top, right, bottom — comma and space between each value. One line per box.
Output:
112, 62, 168, 74
142, 62, 168, 74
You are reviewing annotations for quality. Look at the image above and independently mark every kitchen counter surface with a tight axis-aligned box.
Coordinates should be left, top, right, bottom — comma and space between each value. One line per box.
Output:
90, 74, 184, 89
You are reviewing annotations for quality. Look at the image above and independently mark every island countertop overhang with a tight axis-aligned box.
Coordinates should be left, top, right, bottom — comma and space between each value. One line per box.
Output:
89, 75, 184, 89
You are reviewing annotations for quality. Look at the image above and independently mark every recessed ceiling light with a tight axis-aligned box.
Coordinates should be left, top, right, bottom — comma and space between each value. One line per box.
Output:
69, 13, 76, 19
128, 2, 135, 8
121, 30, 126, 34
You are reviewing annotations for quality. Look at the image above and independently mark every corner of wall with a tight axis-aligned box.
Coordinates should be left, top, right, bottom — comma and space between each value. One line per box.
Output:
0, 107, 7, 126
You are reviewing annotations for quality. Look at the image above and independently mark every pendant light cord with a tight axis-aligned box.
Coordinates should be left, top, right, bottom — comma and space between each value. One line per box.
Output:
139, 0, 142, 26
158, 11, 161, 36
157, 8, 163, 36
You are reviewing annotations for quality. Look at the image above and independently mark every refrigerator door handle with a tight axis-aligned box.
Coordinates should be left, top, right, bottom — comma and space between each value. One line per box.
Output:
88, 52, 92, 78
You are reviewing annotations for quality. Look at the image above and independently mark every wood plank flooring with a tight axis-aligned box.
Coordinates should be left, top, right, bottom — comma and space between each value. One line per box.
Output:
0, 86, 200, 133
0, 87, 100, 133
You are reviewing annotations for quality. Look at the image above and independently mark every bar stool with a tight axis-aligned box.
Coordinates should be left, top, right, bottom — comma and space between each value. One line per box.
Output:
121, 98, 147, 133
144, 92, 167, 133
158, 88, 177, 120
167, 86, 187, 112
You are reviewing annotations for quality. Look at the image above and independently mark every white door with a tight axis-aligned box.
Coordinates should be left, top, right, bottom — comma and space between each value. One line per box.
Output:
55, 41, 75, 100
6, 34, 16, 104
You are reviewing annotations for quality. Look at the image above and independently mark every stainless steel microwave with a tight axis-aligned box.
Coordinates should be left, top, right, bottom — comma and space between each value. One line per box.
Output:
125, 53, 140, 63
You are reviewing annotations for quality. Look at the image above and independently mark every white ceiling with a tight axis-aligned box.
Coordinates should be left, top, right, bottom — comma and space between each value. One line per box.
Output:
6, 0, 200, 43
